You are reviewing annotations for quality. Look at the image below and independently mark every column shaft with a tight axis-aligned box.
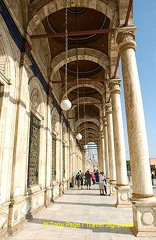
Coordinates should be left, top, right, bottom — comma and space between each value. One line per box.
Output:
105, 104, 116, 183
103, 119, 110, 179
109, 79, 128, 186
101, 135, 106, 174
117, 28, 153, 198
82, 150, 86, 173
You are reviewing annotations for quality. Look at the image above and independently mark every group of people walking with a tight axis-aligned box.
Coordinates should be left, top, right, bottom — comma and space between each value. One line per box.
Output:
75, 170, 107, 195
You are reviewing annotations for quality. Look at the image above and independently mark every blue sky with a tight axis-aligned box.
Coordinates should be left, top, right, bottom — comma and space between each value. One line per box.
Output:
121, 1, 156, 158
88, 1, 156, 161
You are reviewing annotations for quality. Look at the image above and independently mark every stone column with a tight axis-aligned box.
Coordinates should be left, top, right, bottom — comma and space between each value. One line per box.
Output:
45, 97, 53, 206
116, 27, 156, 236
105, 103, 116, 195
100, 131, 106, 174
103, 118, 110, 180
82, 149, 86, 173
98, 134, 104, 172
97, 144, 101, 171
109, 79, 130, 207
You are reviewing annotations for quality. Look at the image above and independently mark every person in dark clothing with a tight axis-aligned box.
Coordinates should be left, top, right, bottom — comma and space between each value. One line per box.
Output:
151, 171, 155, 185
75, 172, 80, 190
103, 175, 107, 195
95, 170, 99, 183
79, 173, 84, 189
85, 170, 92, 190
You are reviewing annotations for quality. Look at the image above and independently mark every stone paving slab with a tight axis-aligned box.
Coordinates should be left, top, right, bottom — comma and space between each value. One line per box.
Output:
7, 185, 156, 240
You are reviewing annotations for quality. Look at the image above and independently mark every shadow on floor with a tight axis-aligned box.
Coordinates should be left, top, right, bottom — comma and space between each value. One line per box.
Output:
53, 201, 115, 207
70, 187, 99, 191
64, 193, 106, 196
29, 218, 134, 235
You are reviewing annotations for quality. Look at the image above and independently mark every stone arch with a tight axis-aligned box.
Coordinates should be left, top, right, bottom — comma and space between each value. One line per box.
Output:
83, 128, 99, 136
62, 122, 68, 142
28, 77, 47, 190
51, 48, 109, 79
51, 107, 60, 134
85, 133, 99, 142
63, 83, 104, 100
28, 0, 118, 34
87, 138, 98, 146
29, 77, 46, 116
0, 38, 7, 75
0, 16, 17, 85
75, 118, 100, 129
69, 97, 102, 115
79, 124, 99, 133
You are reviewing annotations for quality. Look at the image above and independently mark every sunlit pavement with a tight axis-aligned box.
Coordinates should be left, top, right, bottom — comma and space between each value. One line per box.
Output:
7, 183, 156, 240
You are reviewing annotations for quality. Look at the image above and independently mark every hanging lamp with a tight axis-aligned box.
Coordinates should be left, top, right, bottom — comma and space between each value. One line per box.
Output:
75, 11, 82, 141
76, 133, 82, 140
60, 6, 72, 111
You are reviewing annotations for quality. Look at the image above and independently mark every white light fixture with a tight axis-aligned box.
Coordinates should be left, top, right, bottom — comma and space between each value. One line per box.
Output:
60, 98, 72, 111
60, 5, 72, 111
76, 133, 82, 140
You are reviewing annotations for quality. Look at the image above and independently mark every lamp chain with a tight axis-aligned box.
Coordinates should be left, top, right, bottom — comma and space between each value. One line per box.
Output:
76, 8, 80, 133
83, 87, 86, 145
65, 3, 68, 98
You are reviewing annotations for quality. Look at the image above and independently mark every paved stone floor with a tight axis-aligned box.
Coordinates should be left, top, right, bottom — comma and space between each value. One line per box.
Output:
7, 183, 156, 240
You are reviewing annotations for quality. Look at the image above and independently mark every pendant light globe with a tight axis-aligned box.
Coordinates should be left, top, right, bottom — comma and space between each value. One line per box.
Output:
60, 98, 72, 111
76, 133, 82, 140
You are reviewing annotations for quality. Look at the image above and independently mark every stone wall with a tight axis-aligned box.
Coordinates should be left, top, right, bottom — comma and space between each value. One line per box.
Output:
0, 10, 82, 240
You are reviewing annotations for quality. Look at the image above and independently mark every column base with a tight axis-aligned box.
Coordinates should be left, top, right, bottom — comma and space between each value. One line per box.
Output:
0, 201, 10, 239
131, 226, 156, 237
109, 181, 116, 196
115, 185, 131, 207
51, 181, 60, 199
59, 182, 63, 196
45, 187, 53, 207
131, 196, 156, 237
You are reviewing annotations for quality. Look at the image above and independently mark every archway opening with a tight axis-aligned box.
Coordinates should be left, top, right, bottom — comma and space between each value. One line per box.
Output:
86, 141, 98, 172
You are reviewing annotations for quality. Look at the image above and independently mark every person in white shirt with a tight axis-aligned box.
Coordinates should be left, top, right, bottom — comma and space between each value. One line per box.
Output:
99, 172, 104, 195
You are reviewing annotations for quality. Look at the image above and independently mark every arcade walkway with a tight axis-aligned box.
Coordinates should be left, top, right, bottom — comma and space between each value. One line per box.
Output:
7, 184, 156, 240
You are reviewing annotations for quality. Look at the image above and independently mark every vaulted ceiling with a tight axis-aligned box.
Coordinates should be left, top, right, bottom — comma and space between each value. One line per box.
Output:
28, 0, 132, 147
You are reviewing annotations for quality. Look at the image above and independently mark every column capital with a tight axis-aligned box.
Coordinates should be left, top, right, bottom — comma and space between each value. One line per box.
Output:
116, 27, 137, 53
108, 78, 121, 94
105, 103, 112, 114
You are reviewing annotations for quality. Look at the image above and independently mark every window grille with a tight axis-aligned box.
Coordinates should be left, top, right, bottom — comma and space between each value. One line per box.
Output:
51, 133, 56, 180
27, 113, 40, 186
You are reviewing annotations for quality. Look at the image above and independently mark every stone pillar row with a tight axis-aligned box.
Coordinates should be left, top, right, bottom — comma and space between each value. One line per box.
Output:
101, 27, 156, 237
116, 27, 156, 236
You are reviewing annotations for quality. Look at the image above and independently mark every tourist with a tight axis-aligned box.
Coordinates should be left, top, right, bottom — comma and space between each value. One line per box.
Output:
98, 172, 104, 195
95, 170, 99, 183
91, 172, 96, 185
151, 171, 155, 185
75, 172, 80, 190
103, 175, 107, 195
85, 170, 92, 190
